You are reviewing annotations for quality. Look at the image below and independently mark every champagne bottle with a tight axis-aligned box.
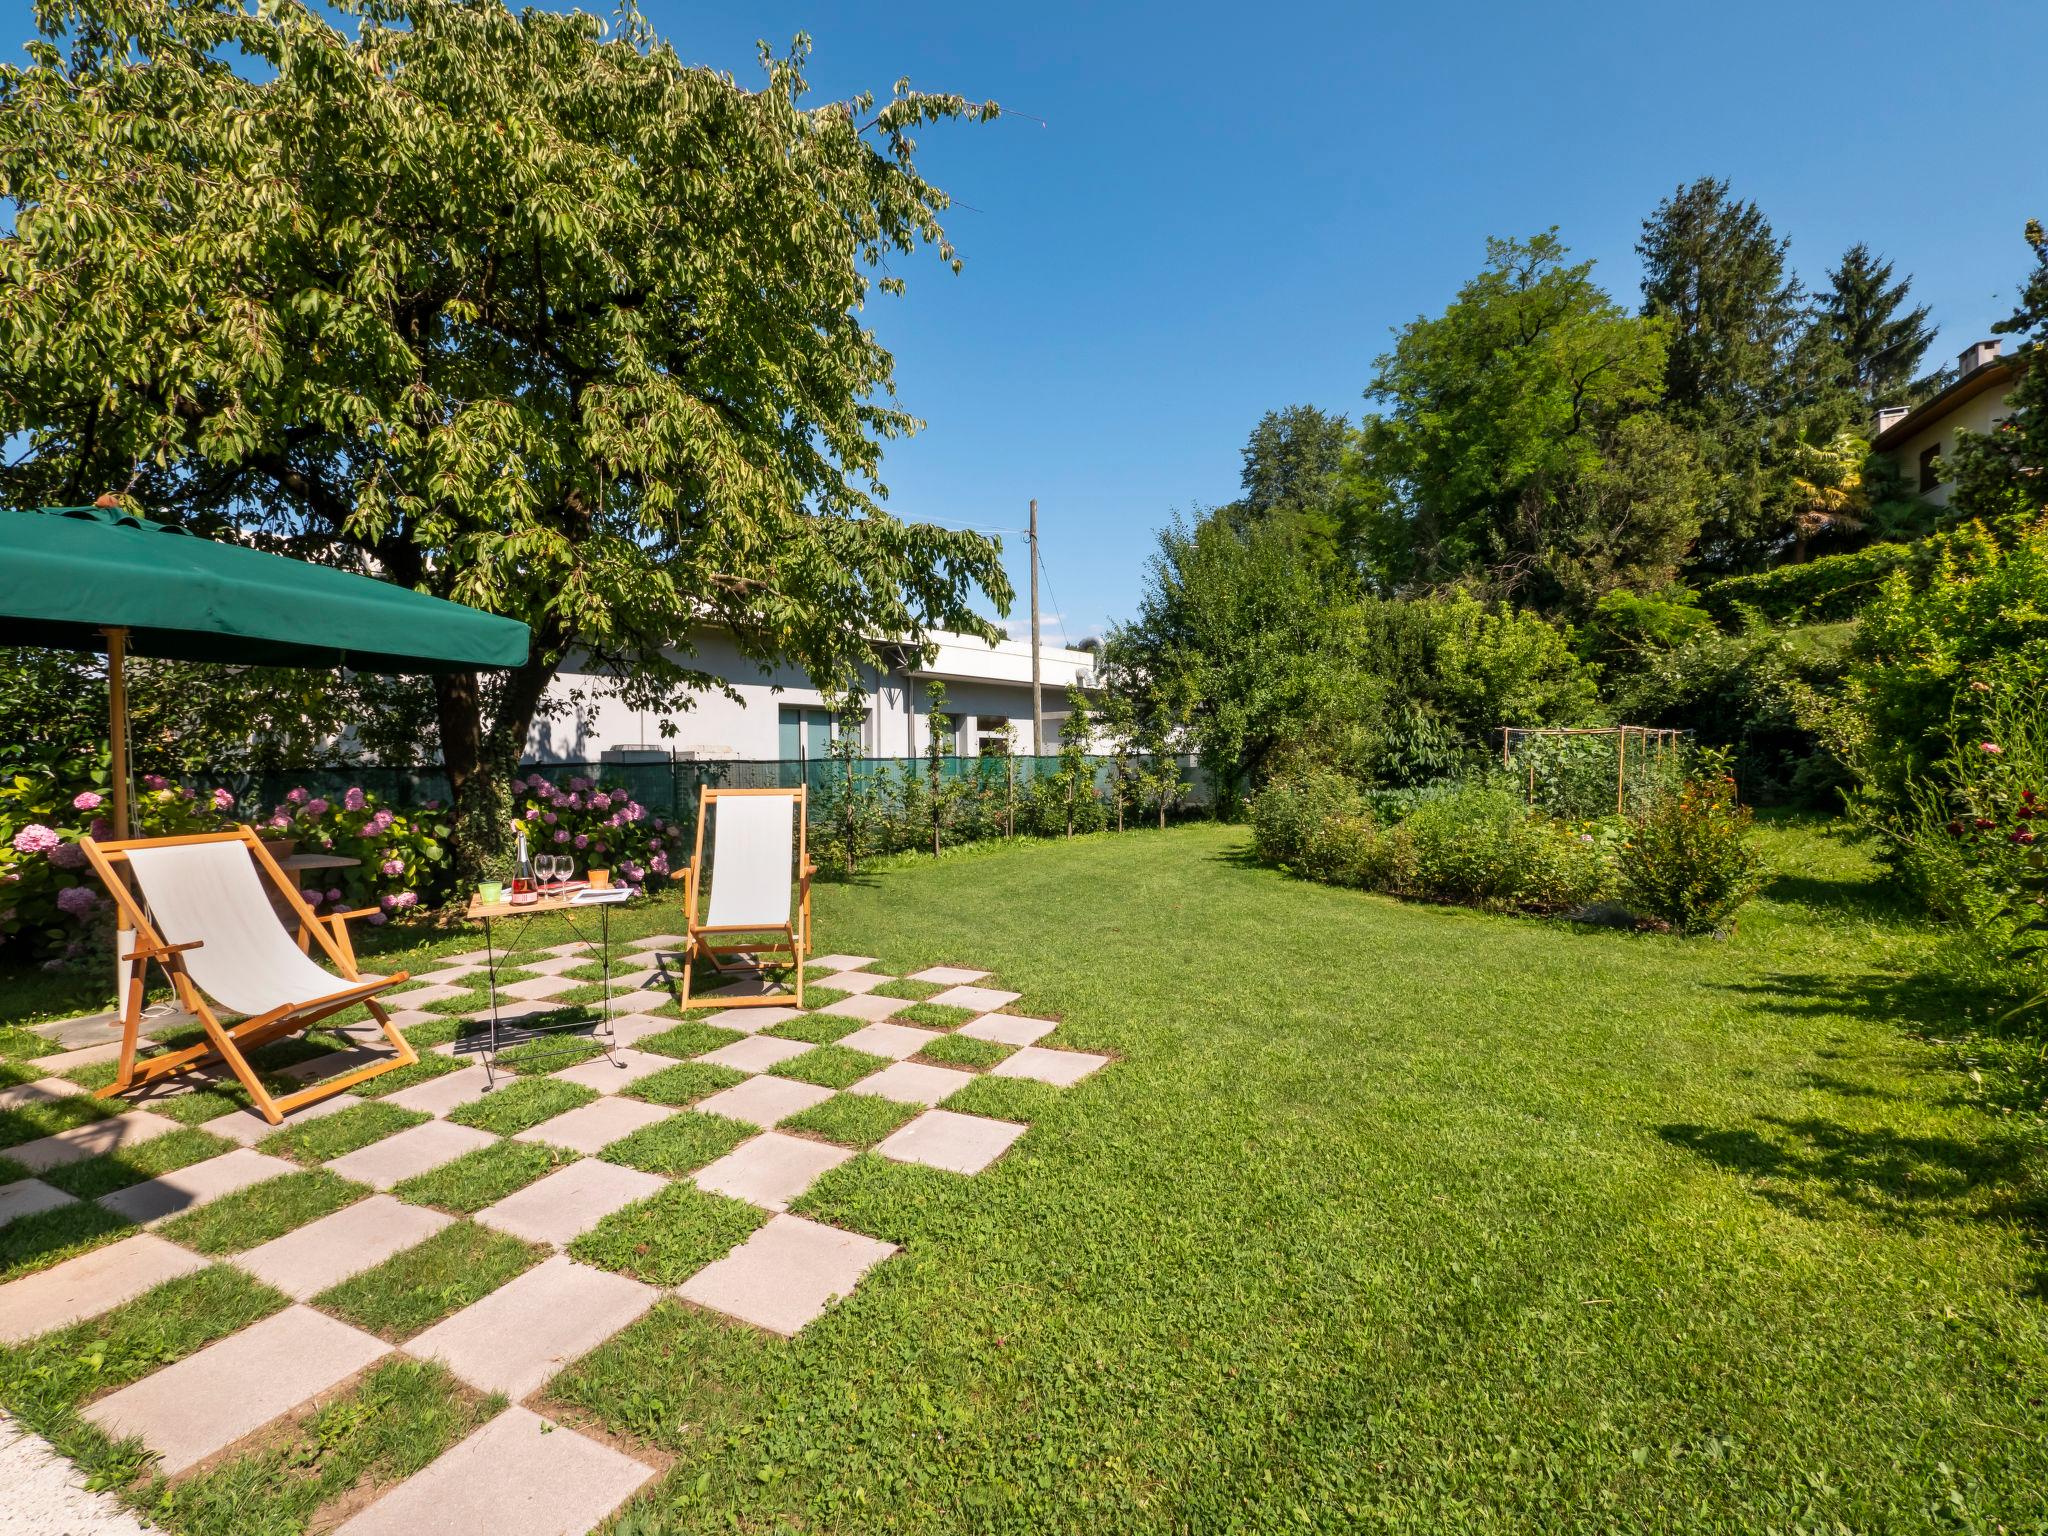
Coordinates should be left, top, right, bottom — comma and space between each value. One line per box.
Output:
514, 824, 533, 896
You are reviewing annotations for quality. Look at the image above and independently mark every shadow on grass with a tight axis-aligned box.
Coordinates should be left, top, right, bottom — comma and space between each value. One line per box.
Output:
1761, 869, 1921, 922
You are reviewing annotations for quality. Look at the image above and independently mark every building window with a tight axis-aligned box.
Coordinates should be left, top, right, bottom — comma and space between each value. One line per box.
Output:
976, 717, 1014, 756
1918, 442, 1943, 493
777, 705, 832, 762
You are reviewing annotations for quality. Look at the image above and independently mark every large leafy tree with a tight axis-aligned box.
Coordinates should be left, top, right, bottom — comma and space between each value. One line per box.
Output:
1347, 231, 1690, 613
0, 0, 1011, 876
1821, 243, 1936, 410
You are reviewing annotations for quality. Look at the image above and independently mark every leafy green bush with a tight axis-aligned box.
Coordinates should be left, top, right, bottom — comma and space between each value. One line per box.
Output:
1615, 756, 1764, 934
1249, 771, 1369, 883
1700, 543, 1913, 626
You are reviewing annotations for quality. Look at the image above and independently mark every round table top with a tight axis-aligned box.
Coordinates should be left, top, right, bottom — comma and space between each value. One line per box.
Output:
282, 853, 361, 871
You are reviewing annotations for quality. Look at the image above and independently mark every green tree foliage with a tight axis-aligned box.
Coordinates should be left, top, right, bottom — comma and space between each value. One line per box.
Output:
1949, 220, 2048, 531
1350, 232, 1695, 612
1821, 243, 1936, 410
1228, 405, 1353, 566
0, 0, 1010, 880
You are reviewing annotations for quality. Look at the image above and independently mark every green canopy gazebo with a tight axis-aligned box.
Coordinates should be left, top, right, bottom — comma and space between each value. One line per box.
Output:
0, 502, 530, 839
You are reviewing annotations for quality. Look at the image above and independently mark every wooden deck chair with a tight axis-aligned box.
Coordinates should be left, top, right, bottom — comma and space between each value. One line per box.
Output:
79, 826, 416, 1124
678, 786, 814, 1012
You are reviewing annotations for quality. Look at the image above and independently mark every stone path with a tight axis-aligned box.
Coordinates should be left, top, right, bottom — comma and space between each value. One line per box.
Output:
0, 1410, 156, 1535
0, 951, 1108, 1533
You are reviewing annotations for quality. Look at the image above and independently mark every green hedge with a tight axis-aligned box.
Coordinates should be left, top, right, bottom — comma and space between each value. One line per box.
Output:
1701, 544, 1913, 626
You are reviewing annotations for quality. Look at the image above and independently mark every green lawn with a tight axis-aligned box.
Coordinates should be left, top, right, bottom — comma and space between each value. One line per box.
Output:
2, 819, 2045, 1532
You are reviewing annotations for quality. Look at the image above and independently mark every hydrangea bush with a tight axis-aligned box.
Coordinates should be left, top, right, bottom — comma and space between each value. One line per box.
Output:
510, 772, 674, 894
254, 785, 450, 924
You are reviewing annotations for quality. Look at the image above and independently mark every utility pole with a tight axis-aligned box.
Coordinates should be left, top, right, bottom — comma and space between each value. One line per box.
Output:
1029, 498, 1043, 755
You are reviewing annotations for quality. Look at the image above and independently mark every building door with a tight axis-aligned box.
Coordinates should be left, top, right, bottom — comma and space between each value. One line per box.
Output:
778, 706, 833, 787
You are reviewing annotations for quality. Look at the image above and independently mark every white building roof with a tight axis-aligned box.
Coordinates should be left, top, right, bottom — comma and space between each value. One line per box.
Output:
901, 629, 1099, 690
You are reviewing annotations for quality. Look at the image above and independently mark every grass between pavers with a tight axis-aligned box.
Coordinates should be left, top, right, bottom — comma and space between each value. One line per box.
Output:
493, 1035, 607, 1074
624, 1061, 748, 1109
0, 1265, 290, 1491
160, 1169, 370, 1254
767, 1044, 891, 1090
0, 1199, 134, 1281
599, 1111, 753, 1177
39, 1126, 238, 1201
938, 1073, 1064, 1124
143, 1358, 501, 1536
779, 1094, 921, 1150
787, 1151, 980, 1247
259, 1101, 429, 1164
567, 1180, 764, 1285
315, 1221, 546, 1339
542, 1299, 772, 1452
388, 1014, 465, 1050
0, 1152, 28, 1184
791, 985, 849, 1010
760, 1014, 863, 1046
0, 1092, 112, 1151
394, 1139, 578, 1214
635, 1021, 746, 1060
913, 1034, 1015, 1071
446, 1075, 598, 1135
868, 977, 945, 1002
892, 1002, 977, 1030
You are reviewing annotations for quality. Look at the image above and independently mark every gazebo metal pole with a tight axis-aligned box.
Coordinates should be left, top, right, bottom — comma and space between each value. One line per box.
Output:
104, 626, 130, 839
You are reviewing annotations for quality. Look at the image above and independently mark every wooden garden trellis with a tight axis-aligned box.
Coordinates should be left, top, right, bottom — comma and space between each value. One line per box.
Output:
1499, 725, 1688, 816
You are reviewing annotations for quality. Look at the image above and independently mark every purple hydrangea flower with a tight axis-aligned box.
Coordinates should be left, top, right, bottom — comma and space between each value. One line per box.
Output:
48, 842, 87, 870
56, 885, 98, 916
544, 812, 558, 825
142, 773, 169, 791
326, 887, 343, 902
574, 834, 589, 849
553, 829, 570, 843
367, 911, 387, 925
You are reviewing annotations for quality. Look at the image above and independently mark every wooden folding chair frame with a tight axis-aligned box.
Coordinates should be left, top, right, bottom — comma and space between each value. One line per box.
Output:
79, 826, 417, 1125
678, 786, 814, 1012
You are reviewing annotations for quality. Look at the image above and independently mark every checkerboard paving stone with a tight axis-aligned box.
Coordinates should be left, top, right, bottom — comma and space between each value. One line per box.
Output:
29, 1038, 127, 1073
607, 1013, 677, 1048
26, 1011, 131, 1051
477, 1158, 666, 1247
206, 1091, 363, 1148
604, 965, 666, 990
7, 1110, 183, 1174
699, 973, 795, 1002
908, 966, 991, 986
698, 1005, 805, 1035
382, 1064, 496, 1118
499, 973, 579, 1002
818, 969, 886, 994
325, 1120, 498, 1191
878, 1109, 1028, 1175
697, 1036, 813, 1075
405, 1254, 657, 1400
926, 984, 1022, 1012
692, 1075, 834, 1130
85, 1304, 390, 1476
283, 1043, 401, 1084
959, 1013, 1060, 1047
678, 1214, 896, 1337
0, 1076, 85, 1111
606, 987, 675, 1015
550, 1047, 671, 1095
0, 1410, 156, 1536
692, 1132, 853, 1213
235, 1195, 451, 1300
513, 1097, 671, 1156
835, 1022, 943, 1061
0, 1177, 76, 1229
807, 954, 877, 972
992, 1045, 1112, 1086
461, 998, 570, 1029
848, 1061, 975, 1107
97, 1149, 297, 1227
388, 982, 470, 1008
626, 934, 687, 952
335, 1404, 654, 1536
818, 992, 906, 1022
406, 965, 481, 988
0, 1234, 207, 1344
515, 953, 594, 976
435, 950, 495, 967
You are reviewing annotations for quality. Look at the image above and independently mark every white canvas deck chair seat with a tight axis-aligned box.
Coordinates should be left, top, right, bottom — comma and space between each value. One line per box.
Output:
80, 826, 417, 1124
679, 786, 813, 1012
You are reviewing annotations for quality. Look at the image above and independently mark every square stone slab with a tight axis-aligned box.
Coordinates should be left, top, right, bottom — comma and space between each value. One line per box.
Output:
325, 1121, 498, 1191
235, 1194, 452, 1300
515, 954, 594, 976
477, 1158, 666, 1246
818, 993, 904, 1022
0, 1234, 207, 1344
499, 974, 577, 1002
29, 1039, 128, 1073
514, 1097, 672, 1156
607, 1013, 677, 1048
7, 1110, 183, 1174
601, 966, 665, 991
908, 966, 991, 985
926, 985, 1022, 1012
463, 999, 571, 1029
551, 1047, 671, 1095
607, 988, 674, 1016
846, 1061, 974, 1107
388, 982, 469, 1008
405, 965, 480, 988
205, 1091, 363, 1148
697, 1036, 813, 1075
435, 950, 495, 967
97, 1149, 297, 1227
0, 1406, 158, 1536
85, 1304, 389, 1475
818, 969, 886, 994
992, 1046, 1111, 1087
806, 955, 877, 972
877, 1109, 1028, 1175
383, 1064, 496, 1118
692, 1133, 853, 1212
0, 1177, 76, 1230
405, 1254, 655, 1400
0, 1076, 85, 1112
336, 1404, 653, 1536
959, 1013, 1059, 1047
698, 1005, 805, 1035
282, 1044, 400, 1084
692, 1076, 834, 1130
835, 1022, 942, 1061
677, 1214, 895, 1336
627, 934, 687, 952
539, 941, 597, 958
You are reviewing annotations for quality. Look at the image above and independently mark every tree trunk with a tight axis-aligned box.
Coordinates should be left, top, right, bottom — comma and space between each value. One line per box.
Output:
439, 653, 560, 891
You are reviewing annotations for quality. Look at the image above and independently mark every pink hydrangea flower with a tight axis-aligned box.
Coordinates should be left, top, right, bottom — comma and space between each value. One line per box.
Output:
393, 891, 418, 908
344, 787, 367, 811
544, 811, 558, 825
366, 810, 394, 835
590, 792, 610, 811
11, 824, 61, 856
302, 798, 330, 818
286, 787, 308, 804
649, 853, 669, 875
381, 858, 404, 877
269, 813, 291, 829
211, 788, 235, 811
380, 893, 398, 910
56, 885, 98, 916
72, 790, 103, 811
1981, 742, 2005, 755
570, 776, 591, 792
574, 834, 589, 849
142, 773, 169, 791
553, 829, 570, 843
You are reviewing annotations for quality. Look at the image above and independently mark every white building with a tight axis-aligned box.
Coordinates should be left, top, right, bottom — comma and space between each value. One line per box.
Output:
1873, 339, 2020, 508
527, 627, 1102, 766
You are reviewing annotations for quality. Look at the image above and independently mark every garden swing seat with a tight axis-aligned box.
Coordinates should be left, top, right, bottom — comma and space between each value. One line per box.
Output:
678, 786, 814, 1011
79, 826, 416, 1124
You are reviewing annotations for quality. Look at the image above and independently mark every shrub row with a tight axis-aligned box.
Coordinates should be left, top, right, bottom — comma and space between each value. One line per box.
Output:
1700, 543, 1913, 626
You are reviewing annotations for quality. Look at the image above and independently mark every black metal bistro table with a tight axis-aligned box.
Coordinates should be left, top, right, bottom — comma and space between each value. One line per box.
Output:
464, 886, 631, 1086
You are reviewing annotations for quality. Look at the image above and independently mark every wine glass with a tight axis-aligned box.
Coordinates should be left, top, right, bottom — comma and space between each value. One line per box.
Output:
544, 854, 568, 889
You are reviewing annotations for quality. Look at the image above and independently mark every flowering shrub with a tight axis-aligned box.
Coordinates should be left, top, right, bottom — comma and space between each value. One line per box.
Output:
1615, 753, 1764, 935
254, 785, 450, 923
510, 772, 674, 894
